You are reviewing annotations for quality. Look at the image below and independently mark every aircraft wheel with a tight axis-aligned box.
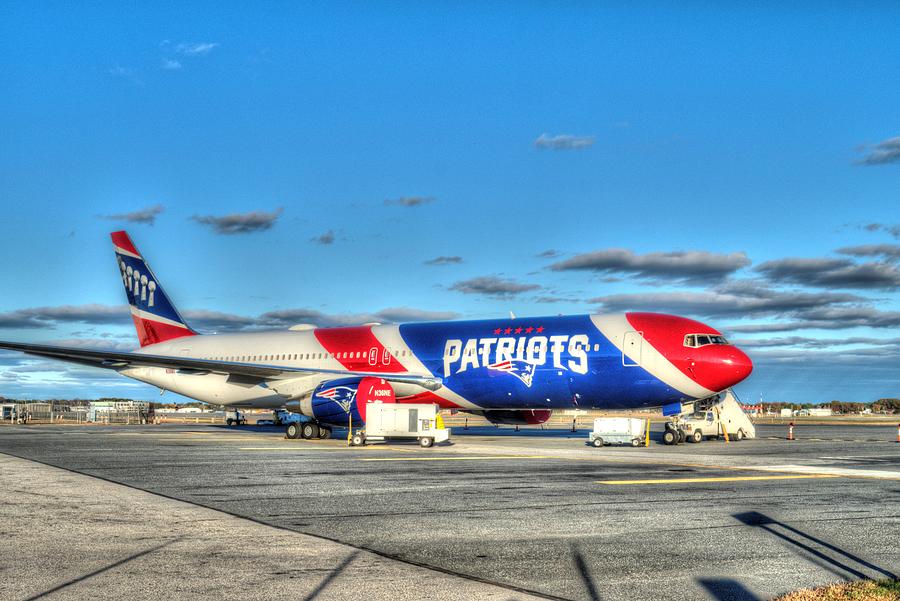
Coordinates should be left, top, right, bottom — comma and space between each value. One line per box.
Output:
662, 430, 676, 445
285, 423, 301, 439
676, 429, 686, 444
691, 430, 703, 444
301, 423, 319, 440
318, 427, 332, 440
592, 437, 604, 448
419, 437, 434, 448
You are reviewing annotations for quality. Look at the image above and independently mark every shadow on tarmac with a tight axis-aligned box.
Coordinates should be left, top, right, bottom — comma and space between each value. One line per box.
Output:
733, 511, 898, 582
697, 578, 760, 601
301, 551, 360, 601
571, 544, 602, 601
22, 538, 180, 601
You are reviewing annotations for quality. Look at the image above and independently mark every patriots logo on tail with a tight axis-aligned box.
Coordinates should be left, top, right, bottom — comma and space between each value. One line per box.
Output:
487, 360, 537, 387
317, 386, 357, 413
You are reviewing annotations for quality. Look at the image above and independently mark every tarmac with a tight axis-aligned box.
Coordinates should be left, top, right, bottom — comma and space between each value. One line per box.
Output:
1, 422, 899, 601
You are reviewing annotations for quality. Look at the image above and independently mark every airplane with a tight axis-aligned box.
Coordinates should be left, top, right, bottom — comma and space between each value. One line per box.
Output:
0, 231, 753, 439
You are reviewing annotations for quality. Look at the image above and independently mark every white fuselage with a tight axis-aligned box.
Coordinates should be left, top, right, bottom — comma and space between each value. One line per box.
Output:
121, 326, 424, 408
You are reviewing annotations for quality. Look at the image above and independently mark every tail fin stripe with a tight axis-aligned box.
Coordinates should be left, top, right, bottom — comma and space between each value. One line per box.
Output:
110, 231, 140, 256
111, 230, 196, 347
129, 307, 193, 330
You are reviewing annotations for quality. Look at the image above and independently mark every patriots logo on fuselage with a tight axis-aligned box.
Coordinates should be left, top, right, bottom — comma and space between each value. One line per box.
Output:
487, 360, 537, 387
316, 386, 357, 413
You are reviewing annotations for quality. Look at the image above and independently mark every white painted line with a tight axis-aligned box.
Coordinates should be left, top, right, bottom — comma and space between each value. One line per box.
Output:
756, 464, 900, 480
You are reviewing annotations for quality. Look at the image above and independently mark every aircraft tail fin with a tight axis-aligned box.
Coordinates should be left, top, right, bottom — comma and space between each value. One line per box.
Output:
111, 231, 197, 347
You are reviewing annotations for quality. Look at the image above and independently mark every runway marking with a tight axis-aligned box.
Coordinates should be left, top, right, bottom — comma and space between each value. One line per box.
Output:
596, 474, 839, 485
239, 447, 347, 451
362, 455, 555, 462
239, 446, 418, 452
755, 465, 900, 480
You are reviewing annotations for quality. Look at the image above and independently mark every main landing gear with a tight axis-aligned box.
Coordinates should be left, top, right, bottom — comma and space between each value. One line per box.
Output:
285, 422, 332, 440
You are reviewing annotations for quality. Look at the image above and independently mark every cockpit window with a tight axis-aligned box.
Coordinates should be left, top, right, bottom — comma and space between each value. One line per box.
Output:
684, 333, 730, 348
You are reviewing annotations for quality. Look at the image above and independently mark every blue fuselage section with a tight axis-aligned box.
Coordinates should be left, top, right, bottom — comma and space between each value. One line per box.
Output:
399, 315, 691, 410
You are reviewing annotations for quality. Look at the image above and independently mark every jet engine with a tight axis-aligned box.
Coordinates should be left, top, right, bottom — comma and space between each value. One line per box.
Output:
288, 376, 395, 427
469, 409, 552, 425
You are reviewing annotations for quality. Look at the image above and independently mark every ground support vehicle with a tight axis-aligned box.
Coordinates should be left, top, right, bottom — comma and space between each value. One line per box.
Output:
666, 389, 755, 444
351, 403, 450, 448
225, 410, 246, 427
273, 408, 310, 426
589, 417, 648, 447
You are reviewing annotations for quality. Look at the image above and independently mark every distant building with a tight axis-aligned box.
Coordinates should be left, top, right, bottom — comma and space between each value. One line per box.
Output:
809, 408, 833, 417
780, 408, 793, 417
87, 400, 150, 422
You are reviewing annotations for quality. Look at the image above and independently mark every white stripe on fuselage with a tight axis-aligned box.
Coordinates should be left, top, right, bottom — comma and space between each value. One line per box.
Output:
590, 314, 714, 399
371, 324, 477, 409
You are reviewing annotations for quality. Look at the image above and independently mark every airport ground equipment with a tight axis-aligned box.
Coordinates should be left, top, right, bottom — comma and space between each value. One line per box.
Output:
225, 410, 246, 426
350, 403, 449, 448
670, 389, 755, 443
1, 403, 20, 423
273, 408, 309, 426
589, 417, 647, 447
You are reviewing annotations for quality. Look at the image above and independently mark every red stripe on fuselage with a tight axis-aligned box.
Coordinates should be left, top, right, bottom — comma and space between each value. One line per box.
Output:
396, 390, 460, 409
132, 315, 195, 347
313, 326, 408, 373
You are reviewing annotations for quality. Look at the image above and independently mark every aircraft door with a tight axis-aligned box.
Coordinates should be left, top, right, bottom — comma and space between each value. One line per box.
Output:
622, 331, 643, 366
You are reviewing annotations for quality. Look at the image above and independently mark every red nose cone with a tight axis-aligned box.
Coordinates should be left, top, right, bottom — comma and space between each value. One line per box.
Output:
700, 346, 753, 392
625, 312, 753, 393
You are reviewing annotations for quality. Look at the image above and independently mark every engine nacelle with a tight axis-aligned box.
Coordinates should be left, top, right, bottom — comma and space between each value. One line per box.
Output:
470, 409, 553, 425
303, 376, 396, 427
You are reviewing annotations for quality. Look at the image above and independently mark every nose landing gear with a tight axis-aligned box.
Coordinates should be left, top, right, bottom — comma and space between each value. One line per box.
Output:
663, 422, 686, 445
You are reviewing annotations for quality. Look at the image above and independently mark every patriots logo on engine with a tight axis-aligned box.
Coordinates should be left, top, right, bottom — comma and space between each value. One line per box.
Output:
487, 360, 537, 387
316, 386, 357, 413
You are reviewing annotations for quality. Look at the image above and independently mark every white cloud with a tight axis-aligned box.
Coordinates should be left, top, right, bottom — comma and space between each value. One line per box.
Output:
534, 133, 595, 150
176, 42, 219, 56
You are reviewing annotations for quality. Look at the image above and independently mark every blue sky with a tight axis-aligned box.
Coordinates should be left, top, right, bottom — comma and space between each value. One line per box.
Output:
1, 2, 899, 404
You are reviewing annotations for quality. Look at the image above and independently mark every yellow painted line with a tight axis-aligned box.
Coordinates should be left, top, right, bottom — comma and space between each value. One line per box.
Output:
239, 445, 419, 452
239, 447, 345, 451
596, 474, 840, 485
362, 455, 554, 462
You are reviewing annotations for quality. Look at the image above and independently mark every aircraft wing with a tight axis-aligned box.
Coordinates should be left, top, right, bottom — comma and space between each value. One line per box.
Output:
0, 340, 442, 389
